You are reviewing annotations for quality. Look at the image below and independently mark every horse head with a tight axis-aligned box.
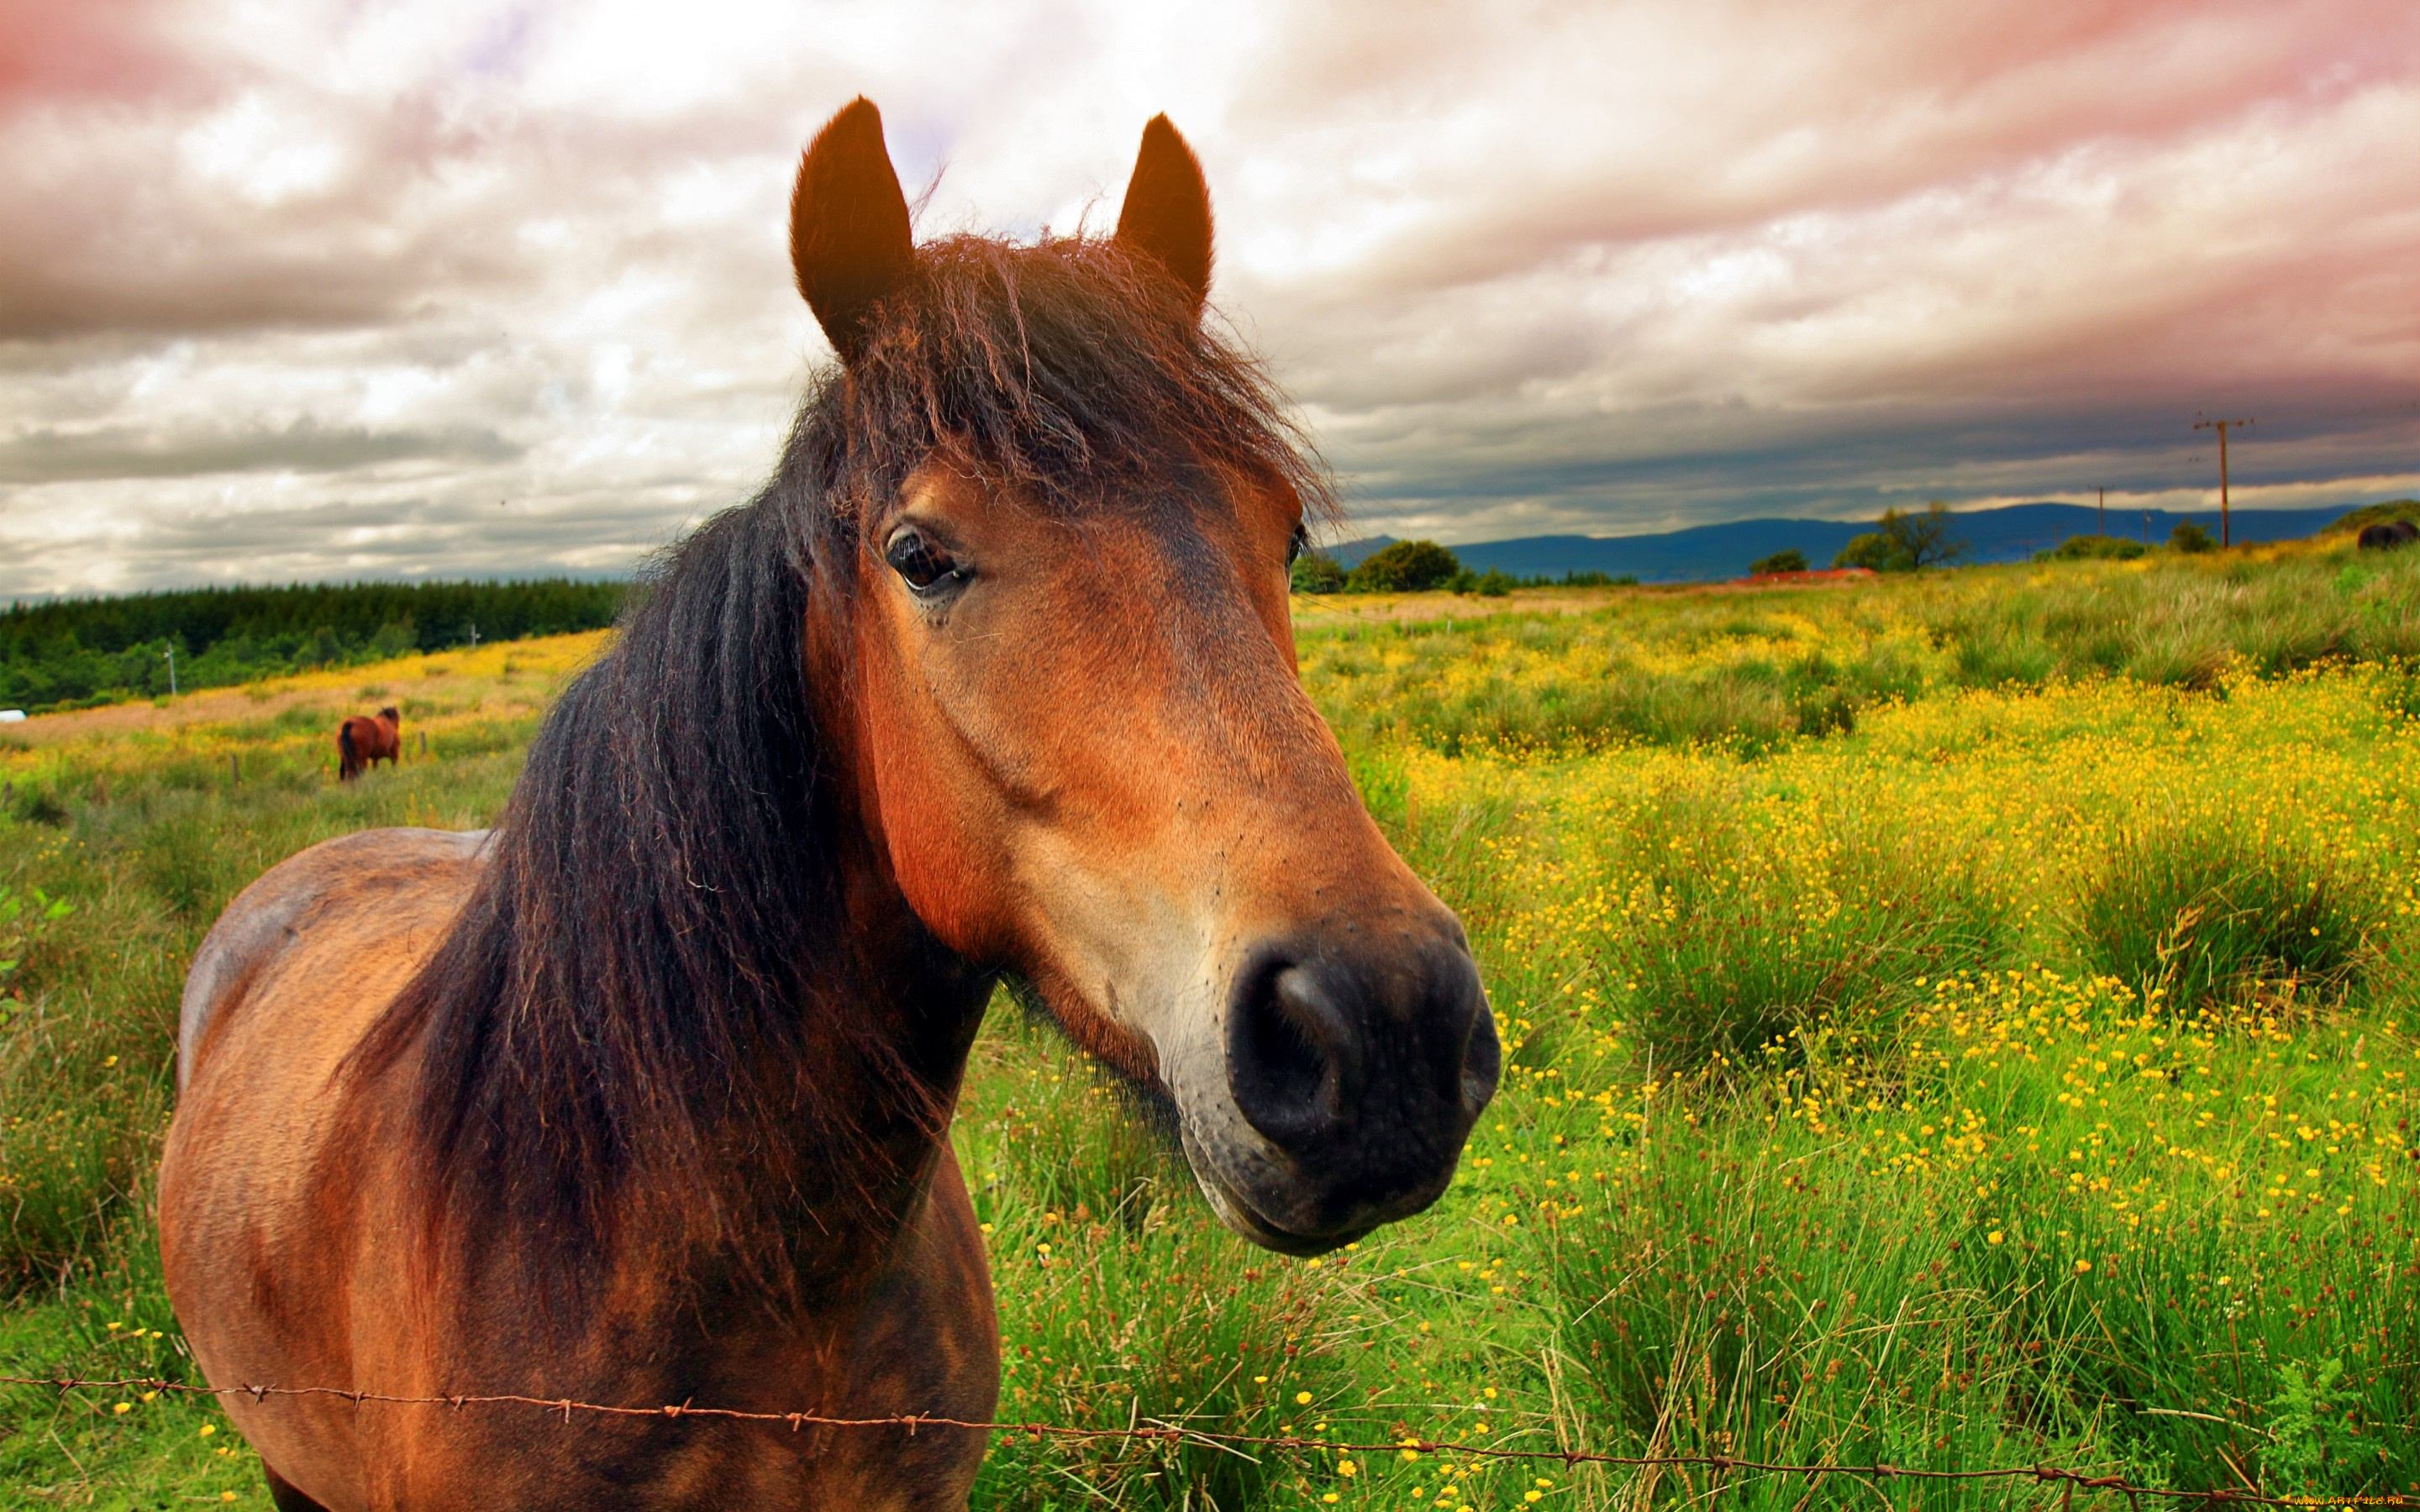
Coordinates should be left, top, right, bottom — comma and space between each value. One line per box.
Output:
792, 99, 1499, 1256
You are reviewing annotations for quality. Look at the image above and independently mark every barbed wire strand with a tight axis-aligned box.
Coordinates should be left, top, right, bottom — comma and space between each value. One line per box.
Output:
1, 1373, 2354, 1507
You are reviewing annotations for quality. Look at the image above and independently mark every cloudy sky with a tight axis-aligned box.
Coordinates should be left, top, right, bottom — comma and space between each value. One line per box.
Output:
3, 0, 2417, 594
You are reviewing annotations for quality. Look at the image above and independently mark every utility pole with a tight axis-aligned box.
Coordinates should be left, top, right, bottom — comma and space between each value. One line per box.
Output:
2098, 487, 2106, 538
163, 646, 176, 697
2193, 416, 2254, 548
468, 620, 479, 648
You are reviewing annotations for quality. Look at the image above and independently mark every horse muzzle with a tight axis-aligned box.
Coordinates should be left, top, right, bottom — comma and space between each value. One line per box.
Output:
1168, 924, 1499, 1254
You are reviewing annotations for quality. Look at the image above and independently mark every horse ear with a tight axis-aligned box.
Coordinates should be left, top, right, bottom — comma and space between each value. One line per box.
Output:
790, 97, 915, 364
1114, 115, 1213, 318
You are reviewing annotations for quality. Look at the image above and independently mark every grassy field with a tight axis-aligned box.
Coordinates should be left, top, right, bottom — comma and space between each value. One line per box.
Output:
1, 546, 2415, 1509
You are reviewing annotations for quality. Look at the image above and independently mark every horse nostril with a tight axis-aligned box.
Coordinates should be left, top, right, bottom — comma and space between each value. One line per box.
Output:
1460, 1000, 1502, 1115
1228, 963, 1352, 1144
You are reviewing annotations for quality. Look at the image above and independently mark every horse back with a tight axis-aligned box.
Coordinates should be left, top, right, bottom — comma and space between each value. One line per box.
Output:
177, 827, 489, 1089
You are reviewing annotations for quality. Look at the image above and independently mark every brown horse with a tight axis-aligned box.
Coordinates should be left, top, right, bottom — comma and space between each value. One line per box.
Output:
336, 706, 401, 781
160, 99, 1498, 1510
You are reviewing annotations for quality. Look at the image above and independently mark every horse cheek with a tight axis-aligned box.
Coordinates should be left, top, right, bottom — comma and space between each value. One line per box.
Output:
887, 795, 1002, 956
863, 706, 1012, 960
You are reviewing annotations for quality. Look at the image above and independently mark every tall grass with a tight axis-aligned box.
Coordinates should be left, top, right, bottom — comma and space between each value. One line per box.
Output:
960, 1018, 1370, 1509
1578, 799, 2003, 1061
1533, 978, 2415, 1504
2070, 825, 2379, 1010
1457, 774, 2009, 1066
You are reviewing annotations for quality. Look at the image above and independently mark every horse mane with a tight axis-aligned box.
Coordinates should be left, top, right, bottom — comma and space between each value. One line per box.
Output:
356, 230, 1333, 1293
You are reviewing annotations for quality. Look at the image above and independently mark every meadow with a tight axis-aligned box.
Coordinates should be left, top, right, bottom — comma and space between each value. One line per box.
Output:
0, 544, 2414, 1509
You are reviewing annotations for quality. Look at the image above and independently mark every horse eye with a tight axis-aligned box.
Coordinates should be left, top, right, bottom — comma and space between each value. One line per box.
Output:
1286, 525, 1307, 566
884, 528, 963, 592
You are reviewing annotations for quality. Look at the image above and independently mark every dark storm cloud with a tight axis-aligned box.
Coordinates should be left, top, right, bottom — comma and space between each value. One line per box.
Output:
1321, 387, 2420, 538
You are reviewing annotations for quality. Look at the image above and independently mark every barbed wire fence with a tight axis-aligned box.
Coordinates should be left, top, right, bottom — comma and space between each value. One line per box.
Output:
6, 1373, 2375, 1509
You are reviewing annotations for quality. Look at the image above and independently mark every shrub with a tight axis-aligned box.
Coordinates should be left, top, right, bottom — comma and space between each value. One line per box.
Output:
1346, 539, 1461, 592
2170, 522, 2217, 554
1289, 552, 1345, 594
2069, 826, 2372, 1007
0, 884, 72, 981
11, 787, 69, 827
1833, 531, 1902, 571
2039, 535, 2148, 562
2264, 1357, 2371, 1497
1749, 548, 1808, 575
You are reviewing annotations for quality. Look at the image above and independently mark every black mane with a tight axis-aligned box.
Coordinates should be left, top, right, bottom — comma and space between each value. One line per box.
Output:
359, 232, 1331, 1283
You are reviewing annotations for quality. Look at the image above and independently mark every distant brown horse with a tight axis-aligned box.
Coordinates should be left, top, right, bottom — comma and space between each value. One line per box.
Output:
160, 100, 1497, 1511
335, 706, 401, 781
2358, 519, 2418, 551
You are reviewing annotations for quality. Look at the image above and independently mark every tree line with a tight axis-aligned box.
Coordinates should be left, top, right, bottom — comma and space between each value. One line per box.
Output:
1292, 540, 1629, 596
0, 578, 627, 714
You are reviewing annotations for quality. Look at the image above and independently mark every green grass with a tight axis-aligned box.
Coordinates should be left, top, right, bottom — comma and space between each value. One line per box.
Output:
3, 545, 2417, 1508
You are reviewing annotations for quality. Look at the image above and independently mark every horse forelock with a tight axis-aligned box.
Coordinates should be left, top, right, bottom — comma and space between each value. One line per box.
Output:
791, 231, 1337, 544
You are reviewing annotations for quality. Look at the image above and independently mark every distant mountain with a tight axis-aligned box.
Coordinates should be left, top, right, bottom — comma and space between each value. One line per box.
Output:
1322, 501, 2360, 585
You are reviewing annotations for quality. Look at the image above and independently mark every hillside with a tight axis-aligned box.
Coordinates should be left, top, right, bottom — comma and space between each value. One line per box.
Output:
1328, 498, 2386, 581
